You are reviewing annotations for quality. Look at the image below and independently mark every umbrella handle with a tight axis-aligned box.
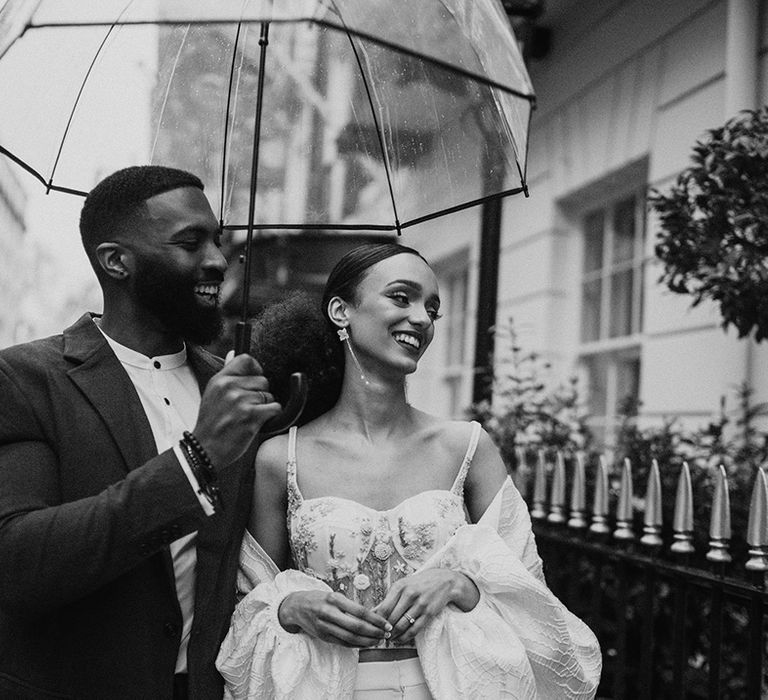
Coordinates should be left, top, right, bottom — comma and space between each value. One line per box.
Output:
233, 321, 308, 436
260, 372, 308, 437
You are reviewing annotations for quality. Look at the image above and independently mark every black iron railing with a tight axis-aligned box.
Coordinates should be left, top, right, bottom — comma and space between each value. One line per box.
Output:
517, 452, 768, 699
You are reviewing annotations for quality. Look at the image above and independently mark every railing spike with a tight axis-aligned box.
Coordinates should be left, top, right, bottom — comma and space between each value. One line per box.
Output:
547, 451, 566, 523
568, 452, 587, 529
671, 461, 695, 554
745, 467, 768, 572
531, 449, 547, 520
614, 457, 635, 540
589, 455, 611, 535
706, 464, 732, 563
640, 458, 663, 548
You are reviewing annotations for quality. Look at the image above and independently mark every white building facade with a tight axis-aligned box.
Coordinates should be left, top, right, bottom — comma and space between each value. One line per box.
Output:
405, 0, 768, 448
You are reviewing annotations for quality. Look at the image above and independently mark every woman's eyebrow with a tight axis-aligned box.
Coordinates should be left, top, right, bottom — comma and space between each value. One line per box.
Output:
386, 279, 421, 289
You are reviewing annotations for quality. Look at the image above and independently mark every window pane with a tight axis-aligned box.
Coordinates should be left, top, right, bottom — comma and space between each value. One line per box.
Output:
612, 196, 636, 264
616, 355, 641, 415
582, 354, 608, 418
446, 375, 462, 418
581, 278, 602, 342
583, 210, 604, 273
445, 268, 467, 365
609, 269, 633, 338
581, 351, 642, 450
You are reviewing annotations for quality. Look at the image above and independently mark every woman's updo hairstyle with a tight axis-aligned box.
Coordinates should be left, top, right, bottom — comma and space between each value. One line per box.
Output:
252, 242, 428, 426
321, 242, 427, 323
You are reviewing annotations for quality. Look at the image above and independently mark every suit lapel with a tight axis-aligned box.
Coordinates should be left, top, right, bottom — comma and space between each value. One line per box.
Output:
64, 314, 157, 472
62, 315, 181, 605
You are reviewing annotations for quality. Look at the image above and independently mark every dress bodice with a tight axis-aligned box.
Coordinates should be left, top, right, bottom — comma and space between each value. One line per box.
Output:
285, 422, 481, 647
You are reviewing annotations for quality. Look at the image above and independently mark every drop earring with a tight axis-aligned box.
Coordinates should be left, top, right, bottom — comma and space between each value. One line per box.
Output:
337, 327, 369, 386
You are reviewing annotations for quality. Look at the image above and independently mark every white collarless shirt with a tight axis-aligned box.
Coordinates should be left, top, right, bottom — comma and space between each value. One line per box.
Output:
98, 326, 213, 673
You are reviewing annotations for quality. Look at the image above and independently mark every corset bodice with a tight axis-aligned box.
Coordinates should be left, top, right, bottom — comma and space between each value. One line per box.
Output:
285, 422, 481, 648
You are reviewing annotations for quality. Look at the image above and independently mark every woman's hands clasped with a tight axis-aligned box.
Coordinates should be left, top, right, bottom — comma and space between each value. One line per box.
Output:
372, 569, 480, 644
277, 590, 392, 647
277, 569, 479, 648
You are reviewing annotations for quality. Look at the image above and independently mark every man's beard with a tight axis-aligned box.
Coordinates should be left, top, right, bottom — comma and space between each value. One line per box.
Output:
133, 254, 224, 346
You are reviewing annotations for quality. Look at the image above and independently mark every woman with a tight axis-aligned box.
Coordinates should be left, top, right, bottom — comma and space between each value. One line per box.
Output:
217, 243, 601, 699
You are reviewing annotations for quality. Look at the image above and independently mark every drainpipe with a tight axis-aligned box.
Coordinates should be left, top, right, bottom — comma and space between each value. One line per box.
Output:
472, 190, 502, 405
724, 0, 759, 388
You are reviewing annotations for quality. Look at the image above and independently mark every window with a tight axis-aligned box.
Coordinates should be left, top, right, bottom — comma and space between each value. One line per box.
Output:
439, 258, 470, 417
579, 192, 645, 447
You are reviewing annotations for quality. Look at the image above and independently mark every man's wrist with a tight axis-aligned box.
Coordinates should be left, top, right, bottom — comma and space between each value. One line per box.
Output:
173, 445, 216, 516
178, 431, 221, 512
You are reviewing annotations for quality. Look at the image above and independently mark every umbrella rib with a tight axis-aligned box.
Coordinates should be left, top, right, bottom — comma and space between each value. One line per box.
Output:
220, 21, 243, 226
222, 222, 397, 231
47, 22, 119, 192
0, 145, 87, 196
0, 145, 49, 190
150, 24, 191, 167
336, 17, 402, 234
399, 186, 526, 229
316, 20, 536, 105
219, 186, 526, 232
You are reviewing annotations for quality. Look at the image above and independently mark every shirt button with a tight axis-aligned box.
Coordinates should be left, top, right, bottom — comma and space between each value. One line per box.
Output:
164, 397, 170, 405
153, 360, 161, 369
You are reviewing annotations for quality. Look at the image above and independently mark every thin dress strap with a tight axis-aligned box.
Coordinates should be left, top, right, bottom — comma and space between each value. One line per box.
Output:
450, 421, 482, 496
286, 426, 303, 513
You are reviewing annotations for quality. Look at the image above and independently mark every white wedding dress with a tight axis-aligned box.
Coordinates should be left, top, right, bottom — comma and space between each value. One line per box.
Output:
216, 476, 602, 699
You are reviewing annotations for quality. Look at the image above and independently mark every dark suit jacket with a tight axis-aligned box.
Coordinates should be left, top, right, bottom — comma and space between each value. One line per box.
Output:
0, 314, 256, 699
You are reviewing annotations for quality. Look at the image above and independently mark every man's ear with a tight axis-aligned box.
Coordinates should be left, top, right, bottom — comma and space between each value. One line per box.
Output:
327, 296, 350, 329
95, 242, 131, 281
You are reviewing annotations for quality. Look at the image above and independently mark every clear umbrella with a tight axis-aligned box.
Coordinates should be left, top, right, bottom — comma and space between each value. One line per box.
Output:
0, 0, 535, 429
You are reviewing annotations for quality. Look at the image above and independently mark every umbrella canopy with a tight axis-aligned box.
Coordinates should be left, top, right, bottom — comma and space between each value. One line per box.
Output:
0, 0, 534, 234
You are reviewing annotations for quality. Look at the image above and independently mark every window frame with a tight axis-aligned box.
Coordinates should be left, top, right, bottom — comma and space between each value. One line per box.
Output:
577, 186, 647, 448
434, 250, 472, 418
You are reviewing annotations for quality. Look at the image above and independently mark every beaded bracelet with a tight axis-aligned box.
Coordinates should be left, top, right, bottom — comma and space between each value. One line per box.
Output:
182, 431, 214, 474
179, 432, 221, 511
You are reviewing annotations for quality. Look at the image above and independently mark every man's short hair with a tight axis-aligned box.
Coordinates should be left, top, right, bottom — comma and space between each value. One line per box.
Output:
79, 165, 204, 271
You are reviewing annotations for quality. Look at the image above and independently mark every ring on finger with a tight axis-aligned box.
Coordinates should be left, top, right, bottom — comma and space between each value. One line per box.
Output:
403, 612, 416, 625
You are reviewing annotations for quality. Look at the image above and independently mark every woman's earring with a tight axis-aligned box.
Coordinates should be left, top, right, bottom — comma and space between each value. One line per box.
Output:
337, 326, 369, 386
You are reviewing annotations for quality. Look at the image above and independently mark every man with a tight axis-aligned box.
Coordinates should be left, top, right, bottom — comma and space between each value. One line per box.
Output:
0, 166, 280, 699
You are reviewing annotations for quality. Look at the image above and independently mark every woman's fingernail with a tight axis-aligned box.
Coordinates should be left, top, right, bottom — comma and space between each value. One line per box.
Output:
385, 623, 392, 631
384, 632, 391, 639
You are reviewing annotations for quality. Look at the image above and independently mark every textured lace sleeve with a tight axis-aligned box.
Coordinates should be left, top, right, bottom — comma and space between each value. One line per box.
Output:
416, 479, 602, 700
216, 532, 358, 699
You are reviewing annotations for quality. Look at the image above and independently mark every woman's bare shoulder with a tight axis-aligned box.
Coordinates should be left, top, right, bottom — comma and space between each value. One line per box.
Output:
254, 432, 291, 480
413, 412, 484, 448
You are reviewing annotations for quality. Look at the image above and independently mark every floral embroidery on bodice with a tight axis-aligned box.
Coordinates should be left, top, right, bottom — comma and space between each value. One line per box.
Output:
286, 422, 481, 648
